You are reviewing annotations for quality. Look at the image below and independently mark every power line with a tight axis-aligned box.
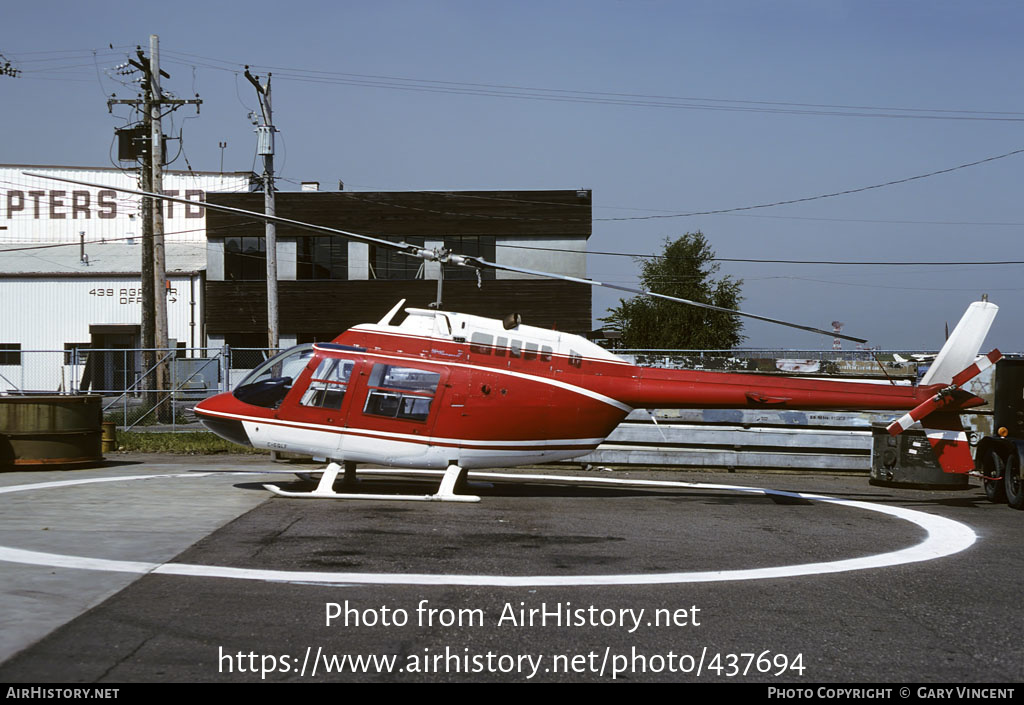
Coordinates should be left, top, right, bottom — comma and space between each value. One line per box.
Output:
0, 220, 260, 254
768, 275, 1024, 293
302, 147, 1024, 225
156, 48, 1024, 122
3, 185, 1018, 266
497, 243, 1024, 266
9, 234, 1014, 269
717, 212, 1024, 227
0, 52, 21, 78
593, 148, 1024, 221
337, 180, 1024, 228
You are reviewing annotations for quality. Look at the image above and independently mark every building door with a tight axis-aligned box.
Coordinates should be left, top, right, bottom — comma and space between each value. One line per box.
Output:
86, 325, 140, 392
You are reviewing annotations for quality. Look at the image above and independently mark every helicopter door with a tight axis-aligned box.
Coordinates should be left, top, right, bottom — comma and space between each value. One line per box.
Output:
353, 362, 447, 461
273, 354, 361, 458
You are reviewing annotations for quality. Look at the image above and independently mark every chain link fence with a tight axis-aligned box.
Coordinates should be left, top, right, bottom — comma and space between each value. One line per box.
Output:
3, 347, 281, 430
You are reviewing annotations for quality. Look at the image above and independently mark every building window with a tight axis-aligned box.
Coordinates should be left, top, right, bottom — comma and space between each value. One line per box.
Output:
0, 344, 21, 365
370, 236, 425, 280
224, 236, 267, 281
297, 236, 348, 280
64, 343, 90, 365
443, 236, 496, 280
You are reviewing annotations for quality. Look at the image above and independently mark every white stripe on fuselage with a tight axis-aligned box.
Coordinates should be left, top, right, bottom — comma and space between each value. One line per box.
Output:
198, 407, 604, 448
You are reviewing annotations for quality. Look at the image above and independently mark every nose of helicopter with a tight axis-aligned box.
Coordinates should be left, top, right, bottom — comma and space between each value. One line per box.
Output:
193, 392, 253, 447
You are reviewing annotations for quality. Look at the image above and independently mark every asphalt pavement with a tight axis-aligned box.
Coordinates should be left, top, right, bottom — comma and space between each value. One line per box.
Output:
0, 453, 1021, 683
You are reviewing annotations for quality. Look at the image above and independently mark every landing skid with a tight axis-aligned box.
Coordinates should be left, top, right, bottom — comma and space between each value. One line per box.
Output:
263, 462, 481, 503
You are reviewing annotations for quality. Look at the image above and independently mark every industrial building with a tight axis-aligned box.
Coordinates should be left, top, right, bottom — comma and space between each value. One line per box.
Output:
0, 165, 593, 391
0, 164, 252, 390
203, 187, 593, 349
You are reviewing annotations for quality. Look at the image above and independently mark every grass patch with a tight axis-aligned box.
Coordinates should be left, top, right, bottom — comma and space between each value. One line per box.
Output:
104, 407, 192, 427
115, 431, 269, 455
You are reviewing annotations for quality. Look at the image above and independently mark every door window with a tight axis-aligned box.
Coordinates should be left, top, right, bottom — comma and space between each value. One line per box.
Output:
363, 364, 441, 422
300, 357, 355, 410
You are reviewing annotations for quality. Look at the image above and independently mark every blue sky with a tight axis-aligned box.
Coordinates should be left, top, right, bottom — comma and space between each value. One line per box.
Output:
3, 1, 1022, 350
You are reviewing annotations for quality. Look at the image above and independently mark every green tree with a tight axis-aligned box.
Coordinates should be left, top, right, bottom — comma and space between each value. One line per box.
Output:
601, 232, 745, 349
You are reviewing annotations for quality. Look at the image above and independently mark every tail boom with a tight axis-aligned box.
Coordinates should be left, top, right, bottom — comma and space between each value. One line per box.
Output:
618, 368, 968, 413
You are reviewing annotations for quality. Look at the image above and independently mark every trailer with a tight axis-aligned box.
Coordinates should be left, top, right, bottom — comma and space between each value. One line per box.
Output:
974, 358, 1024, 509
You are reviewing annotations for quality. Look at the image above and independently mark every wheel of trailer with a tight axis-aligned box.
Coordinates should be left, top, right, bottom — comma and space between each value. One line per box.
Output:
1004, 452, 1024, 510
983, 450, 1007, 503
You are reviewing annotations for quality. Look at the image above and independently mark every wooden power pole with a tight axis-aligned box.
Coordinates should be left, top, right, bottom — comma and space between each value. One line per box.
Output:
149, 35, 168, 396
244, 66, 279, 350
108, 35, 201, 415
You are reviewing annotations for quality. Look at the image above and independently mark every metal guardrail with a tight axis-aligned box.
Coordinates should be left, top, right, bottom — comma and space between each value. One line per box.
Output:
573, 413, 880, 472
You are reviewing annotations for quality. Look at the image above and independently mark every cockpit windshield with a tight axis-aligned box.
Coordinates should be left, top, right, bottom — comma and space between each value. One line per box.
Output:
235, 344, 315, 390
233, 344, 315, 409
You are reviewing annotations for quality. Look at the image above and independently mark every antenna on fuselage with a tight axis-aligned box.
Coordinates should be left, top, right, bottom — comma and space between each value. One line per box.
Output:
377, 299, 408, 326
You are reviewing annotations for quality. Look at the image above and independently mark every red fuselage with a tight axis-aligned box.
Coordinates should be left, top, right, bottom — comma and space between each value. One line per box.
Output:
337, 325, 967, 416
193, 318, 983, 470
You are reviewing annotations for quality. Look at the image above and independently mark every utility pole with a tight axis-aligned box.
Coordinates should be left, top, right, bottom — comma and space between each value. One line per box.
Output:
108, 36, 201, 415
109, 52, 157, 400
244, 66, 278, 350
149, 35, 169, 402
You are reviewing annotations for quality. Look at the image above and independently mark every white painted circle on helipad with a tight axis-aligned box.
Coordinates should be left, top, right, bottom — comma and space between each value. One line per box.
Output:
0, 471, 976, 586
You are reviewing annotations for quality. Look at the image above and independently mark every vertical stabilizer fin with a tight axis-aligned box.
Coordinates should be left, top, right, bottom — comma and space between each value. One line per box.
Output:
920, 301, 998, 386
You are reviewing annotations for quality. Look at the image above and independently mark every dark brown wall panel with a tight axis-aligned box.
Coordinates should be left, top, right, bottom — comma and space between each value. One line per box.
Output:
207, 280, 591, 341
206, 190, 592, 238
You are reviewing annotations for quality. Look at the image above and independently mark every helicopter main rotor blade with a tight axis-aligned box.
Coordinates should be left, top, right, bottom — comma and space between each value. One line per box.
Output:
459, 256, 869, 344
21, 172, 422, 255
26, 172, 867, 343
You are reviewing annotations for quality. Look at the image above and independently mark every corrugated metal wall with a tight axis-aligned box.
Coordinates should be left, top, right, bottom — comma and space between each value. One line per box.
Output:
0, 276, 200, 350
0, 165, 250, 244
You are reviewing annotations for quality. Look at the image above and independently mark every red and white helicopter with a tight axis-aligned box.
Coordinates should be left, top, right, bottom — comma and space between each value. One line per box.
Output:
32, 173, 1002, 503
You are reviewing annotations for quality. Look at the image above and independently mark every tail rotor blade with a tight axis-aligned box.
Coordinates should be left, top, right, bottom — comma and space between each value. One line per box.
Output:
888, 349, 1002, 436
951, 349, 1002, 387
